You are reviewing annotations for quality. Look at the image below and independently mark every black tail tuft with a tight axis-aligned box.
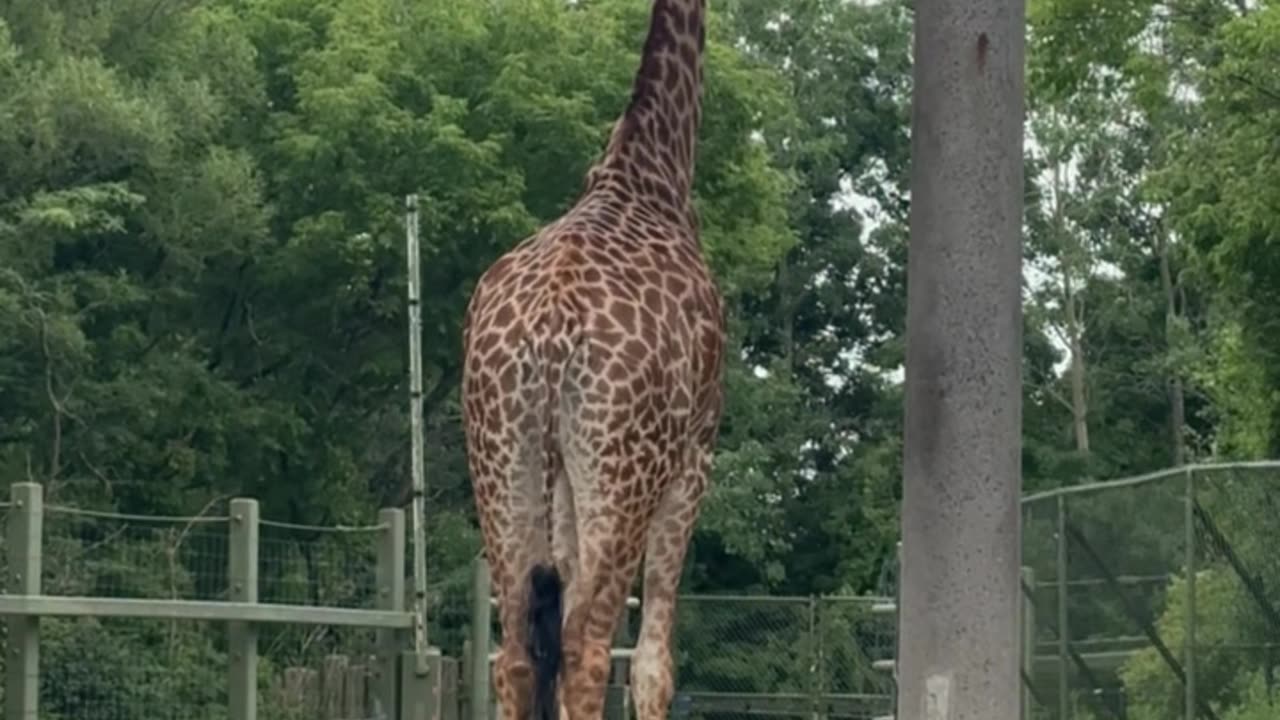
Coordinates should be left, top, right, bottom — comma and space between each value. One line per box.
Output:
528, 564, 564, 720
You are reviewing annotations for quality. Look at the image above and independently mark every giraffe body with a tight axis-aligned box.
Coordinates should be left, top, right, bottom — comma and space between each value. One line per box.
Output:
461, 2, 719, 720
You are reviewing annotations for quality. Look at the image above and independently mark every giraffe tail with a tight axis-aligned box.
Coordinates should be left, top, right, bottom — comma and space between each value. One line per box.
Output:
524, 307, 578, 720
528, 563, 563, 720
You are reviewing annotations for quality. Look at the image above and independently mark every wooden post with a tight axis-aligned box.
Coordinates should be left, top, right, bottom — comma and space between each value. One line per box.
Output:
378, 508, 407, 719
5, 482, 43, 720
229, 498, 260, 720
323, 654, 350, 719
469, 558, 493, 720
402, 648, 446, 720
346, 663, 369, 719
283, 667, 320, 715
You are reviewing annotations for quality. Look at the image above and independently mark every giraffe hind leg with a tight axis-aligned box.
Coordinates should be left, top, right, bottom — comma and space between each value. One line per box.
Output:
631, 449, 710, 720
560, 509, 649, 720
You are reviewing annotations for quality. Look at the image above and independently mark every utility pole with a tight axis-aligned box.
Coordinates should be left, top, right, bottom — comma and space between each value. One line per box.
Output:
897, 0, 1025, 717
405, 194, 429, 660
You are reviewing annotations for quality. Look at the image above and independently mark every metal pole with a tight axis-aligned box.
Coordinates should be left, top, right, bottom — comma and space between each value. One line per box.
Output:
808, 596, 820, 719
1184, 468, 1196, 720
405, 193, 430, 660
1021, 567, 1036, 720
896, 0, 1025, 716
1057, 495, 1070, 720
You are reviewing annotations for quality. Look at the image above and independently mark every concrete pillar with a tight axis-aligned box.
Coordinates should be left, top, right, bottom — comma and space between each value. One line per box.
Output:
896, 0, 1026, 717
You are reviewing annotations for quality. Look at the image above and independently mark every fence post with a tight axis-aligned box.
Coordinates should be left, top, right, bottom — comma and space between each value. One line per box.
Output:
469, 558, 493, 720
1021, 567, 1035, 720
807, 596, 820, 720
1056, 494, 1070, 720
378, 508, 407, 719
605, 588, 633, 720
401, 647, 446, 720
1184, 468, 1196, 720
229, 498, 260, 720
5, 482, 43, 720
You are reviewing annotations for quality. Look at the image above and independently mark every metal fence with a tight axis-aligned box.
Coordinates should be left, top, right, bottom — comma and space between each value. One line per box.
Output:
0, 482, 454, 720
1021, 461, 1280, 720
16, 460, 1275, 720
672, 595, 897, 719
461, 560, 899, 720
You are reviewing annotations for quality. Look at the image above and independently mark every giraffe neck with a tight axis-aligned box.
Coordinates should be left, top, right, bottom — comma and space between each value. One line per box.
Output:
588, 0, 706, 212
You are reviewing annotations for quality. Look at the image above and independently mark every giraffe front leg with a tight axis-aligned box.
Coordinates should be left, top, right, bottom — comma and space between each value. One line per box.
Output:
631, 454, 708, 720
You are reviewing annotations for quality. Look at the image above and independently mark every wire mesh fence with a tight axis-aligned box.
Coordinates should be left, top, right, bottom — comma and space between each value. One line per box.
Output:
1021, 462, 1280, 720
41, 505, 231, 601
39, 617, 229, 720
670, 596, 896, 720
2, 491, 414, 720
0, 499, 9, 712
258, 519, 384, 609
20, 461, 1280, 720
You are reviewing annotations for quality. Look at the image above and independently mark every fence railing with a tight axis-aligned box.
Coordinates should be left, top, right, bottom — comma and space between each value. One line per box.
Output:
1021, 461, 1280, 720
0, 482, 455, 720
461, 560, 900, 720
13, 460, 1270, 720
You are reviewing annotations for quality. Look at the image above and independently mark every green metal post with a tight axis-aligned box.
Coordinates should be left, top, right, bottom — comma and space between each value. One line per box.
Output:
1021, 567, 1035, 720
229, 498, 260, 720
379, 509, 407, 720
5, 482, 43, 720
807, 596, 820, 720
1184, 468, 1196, 720
469, 558, 493, 720
1056, 495, 1070, 720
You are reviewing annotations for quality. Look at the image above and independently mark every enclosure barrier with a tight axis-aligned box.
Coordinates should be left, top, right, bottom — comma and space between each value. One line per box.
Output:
460, 559, 899, 720
1020, 461, 1280, 720
0, 481, 456, 720
6, 461, 1271, 720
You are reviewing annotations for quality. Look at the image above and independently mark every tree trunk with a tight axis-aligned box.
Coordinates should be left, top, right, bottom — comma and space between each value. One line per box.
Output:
898, 0, 1025, 717
1158, 230, 1187, 464
1064, 271, 1090, 454
1050, 143, 1090, 455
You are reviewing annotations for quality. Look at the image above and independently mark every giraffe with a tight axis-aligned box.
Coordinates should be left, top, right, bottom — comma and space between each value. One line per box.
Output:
459, 2, 721, 720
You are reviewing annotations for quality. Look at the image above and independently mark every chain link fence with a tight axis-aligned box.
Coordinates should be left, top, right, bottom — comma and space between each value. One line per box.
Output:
1021, 462, 1280, 720
659, 595, 896, 720
0, 499, 9, 711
